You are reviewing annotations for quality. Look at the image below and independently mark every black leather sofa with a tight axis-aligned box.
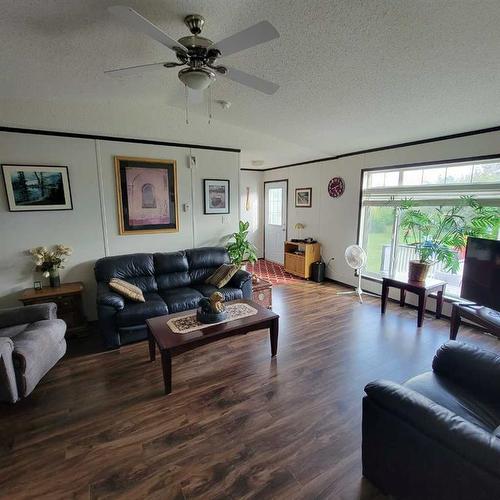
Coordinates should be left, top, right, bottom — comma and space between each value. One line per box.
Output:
362, 341, 500, 500
94, 247, 252, 348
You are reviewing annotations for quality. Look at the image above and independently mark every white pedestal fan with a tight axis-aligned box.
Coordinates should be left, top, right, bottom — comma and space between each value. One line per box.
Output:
336, 245, 369, 303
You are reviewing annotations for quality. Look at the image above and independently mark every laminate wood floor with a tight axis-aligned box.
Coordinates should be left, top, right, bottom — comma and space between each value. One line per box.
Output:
1, 281, 498, 499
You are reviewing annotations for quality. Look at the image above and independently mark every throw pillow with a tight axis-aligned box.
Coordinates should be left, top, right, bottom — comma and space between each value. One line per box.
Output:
109, 278, 145, 302
205, 264, 239, 288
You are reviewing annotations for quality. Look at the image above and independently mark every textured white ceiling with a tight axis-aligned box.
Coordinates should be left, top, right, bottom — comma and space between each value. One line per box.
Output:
2, 0, 500, 168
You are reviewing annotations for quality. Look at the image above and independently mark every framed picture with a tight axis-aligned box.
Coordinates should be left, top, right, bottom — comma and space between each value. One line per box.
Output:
203, 179, 230, 214
33, 281, 42, 291
114, 156, 179, 235
295, 187, 312, 207
2, 164, 73, 211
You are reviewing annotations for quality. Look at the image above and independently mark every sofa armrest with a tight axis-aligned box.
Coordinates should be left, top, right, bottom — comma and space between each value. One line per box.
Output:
230, 269, 252, 289
96, 282, 124, 311
0, 337, 18, 403
432, 341, 500, 401
0, 303, 57, 328
365, 379, 500, 479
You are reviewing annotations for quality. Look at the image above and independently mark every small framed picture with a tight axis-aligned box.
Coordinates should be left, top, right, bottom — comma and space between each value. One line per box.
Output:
203, 179, 230, 214
2, 164, 73, 211
33, 281, 42, 291
295, 187, 312, 208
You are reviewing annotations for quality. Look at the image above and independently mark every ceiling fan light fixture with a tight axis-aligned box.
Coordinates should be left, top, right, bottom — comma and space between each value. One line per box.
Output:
178, 68, 215, 90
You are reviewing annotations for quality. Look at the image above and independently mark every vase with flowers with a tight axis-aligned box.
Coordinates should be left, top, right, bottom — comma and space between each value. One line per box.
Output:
29, 244, 72, 288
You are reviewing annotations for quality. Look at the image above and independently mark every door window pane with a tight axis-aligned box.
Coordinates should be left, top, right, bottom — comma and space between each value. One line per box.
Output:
268, 188, 282, 225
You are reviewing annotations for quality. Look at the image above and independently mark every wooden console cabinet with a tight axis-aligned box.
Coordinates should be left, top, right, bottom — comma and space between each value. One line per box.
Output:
284, 241, 321, 279
20, 282, 87, 335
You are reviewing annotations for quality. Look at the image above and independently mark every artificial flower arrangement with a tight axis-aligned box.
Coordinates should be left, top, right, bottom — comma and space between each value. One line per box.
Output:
29, 244, 72, 285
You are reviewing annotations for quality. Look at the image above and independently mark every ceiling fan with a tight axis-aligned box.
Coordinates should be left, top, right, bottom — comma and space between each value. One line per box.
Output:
106, 6, 280, 97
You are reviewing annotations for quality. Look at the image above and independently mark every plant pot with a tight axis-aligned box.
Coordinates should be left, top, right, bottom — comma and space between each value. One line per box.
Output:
49, 269, 61, 288
408, 260, 431, 282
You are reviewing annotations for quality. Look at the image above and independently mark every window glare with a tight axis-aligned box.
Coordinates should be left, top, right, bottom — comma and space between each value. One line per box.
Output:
369, 172, 385, 187
446, 165, 473, 184
402, 169, 422, 185
422, 167, 446, 184
385, 171, 399, 186
473, 163, 500, 183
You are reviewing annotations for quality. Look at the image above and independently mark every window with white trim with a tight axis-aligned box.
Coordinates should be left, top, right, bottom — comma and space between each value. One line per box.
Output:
358, 160, 500, 296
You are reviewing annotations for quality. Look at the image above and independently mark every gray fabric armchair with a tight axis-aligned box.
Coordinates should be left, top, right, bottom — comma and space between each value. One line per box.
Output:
0, 303, 66, 403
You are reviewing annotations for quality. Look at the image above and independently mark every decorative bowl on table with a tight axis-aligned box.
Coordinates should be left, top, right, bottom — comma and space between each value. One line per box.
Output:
197, 292, 227, 324
196, 308, 227, 324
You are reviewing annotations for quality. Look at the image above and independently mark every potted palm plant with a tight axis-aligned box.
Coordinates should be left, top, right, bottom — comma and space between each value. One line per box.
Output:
399, 196, 499, 282
226, 220, 258, 269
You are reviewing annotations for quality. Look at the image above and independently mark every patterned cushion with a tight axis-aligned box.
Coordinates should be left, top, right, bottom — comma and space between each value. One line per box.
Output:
109, 278, 145, 303
205, 264, 239, 288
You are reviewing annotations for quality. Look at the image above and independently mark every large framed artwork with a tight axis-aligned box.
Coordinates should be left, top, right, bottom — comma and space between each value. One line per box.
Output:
2, 164, 73, 211
203, 179, 230, 214
295, 187, 312, 207
114, 156, 179, 235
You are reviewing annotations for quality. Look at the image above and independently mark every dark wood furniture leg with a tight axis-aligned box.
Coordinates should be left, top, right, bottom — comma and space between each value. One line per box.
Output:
450, 304, 461, 340
417, 292, 427, 328
270, 318, 279, 357
435, 288, 444, 320
381, 281, 389, 314
148, 329, 156, 361
160, 349, 172, 395
399, 289, 406, 307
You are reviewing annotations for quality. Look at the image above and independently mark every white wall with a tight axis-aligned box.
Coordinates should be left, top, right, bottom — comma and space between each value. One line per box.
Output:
0, 131, 240, 319
263, 129, 500, 314
240, 170, 264, 258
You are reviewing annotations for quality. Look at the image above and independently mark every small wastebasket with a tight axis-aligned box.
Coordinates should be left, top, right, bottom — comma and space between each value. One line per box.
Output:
310, 261, 325, 283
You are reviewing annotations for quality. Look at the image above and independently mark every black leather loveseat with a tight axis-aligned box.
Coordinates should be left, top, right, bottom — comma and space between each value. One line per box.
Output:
362, 341, 500, 500
95, 247, 252, 348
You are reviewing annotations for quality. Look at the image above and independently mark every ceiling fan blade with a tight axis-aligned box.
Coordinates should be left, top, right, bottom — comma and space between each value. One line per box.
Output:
105, 62, 168, 77
211, 21, 279, 57
223, 67, 279, 95
109, 5, 186, 53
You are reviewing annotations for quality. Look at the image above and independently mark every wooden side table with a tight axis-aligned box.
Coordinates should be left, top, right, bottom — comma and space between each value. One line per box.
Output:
252, 278, 273, 309
20, 282, 87, 335
381, 274, 446, 328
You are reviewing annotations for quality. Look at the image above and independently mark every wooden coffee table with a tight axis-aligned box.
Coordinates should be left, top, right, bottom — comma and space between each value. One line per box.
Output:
146, 299, 279, 395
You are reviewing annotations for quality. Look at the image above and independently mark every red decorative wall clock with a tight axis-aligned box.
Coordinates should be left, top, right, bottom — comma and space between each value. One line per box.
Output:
328, 177, 345, 198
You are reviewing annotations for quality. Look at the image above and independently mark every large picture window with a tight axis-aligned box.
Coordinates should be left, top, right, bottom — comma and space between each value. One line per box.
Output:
358, 159, 500, 296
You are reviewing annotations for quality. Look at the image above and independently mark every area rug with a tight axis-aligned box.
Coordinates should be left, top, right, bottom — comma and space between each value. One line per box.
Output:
167, 302, 258, 334
246, 259, 303, 285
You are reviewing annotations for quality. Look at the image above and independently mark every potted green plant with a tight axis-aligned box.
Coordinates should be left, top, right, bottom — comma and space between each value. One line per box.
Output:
226, 220, 258, 269
399, 196, 499, 281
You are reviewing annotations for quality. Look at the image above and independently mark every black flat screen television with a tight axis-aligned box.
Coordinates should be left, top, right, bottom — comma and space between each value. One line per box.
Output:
461, 237, 500, 311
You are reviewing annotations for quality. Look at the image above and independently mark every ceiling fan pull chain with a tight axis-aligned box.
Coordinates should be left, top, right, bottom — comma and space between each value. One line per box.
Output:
208, 85, 213, 124
185, 84, 189, 125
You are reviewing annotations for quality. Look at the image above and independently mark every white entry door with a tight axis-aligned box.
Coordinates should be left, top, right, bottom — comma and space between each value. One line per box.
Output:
265, 181, 287, 264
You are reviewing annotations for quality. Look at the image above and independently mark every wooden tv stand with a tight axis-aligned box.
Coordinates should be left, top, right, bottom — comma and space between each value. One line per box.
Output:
284, 241, 321, 279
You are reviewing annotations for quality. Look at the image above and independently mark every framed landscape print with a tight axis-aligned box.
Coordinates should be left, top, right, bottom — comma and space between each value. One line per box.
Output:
114, 156, 178, 235
204, 179, 230, 214
2, 164, 73, 211
295, 187, 312, 207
